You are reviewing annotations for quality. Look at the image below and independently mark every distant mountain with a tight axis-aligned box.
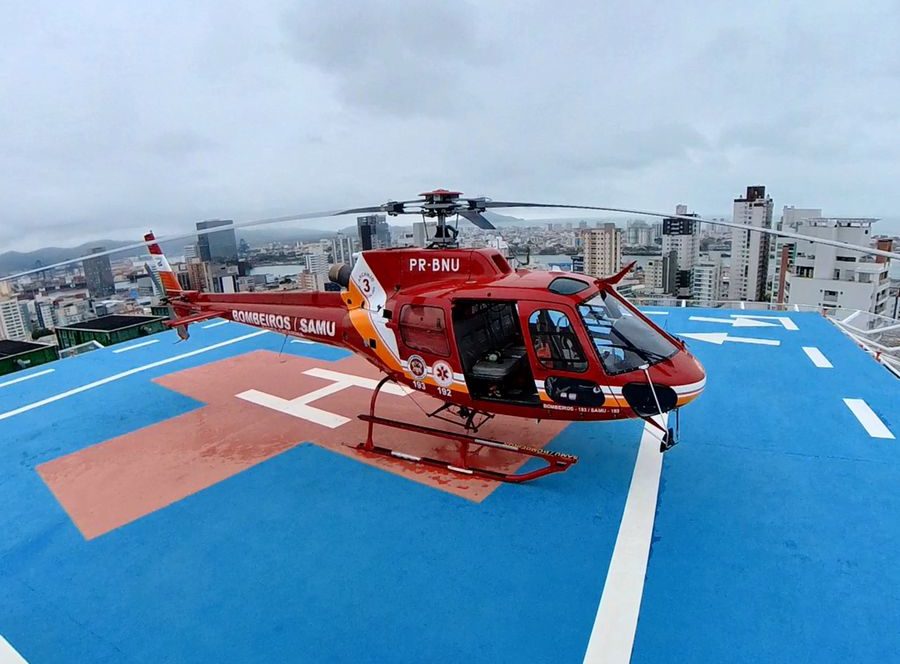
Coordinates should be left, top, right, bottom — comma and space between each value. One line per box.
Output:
0, 228, 337, 276
0, 240, 136, 275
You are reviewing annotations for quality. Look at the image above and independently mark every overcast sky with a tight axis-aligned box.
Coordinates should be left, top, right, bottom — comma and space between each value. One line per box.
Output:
2, 0, 899, 251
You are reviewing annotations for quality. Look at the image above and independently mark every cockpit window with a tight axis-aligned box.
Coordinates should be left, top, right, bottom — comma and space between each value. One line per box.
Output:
578, 290, 677, 375
528, 309, 588, 373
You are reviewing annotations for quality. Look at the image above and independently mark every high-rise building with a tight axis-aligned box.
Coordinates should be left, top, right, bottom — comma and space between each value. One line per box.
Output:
185, 259, 208, 291
643, 258, 664, 292
782, 218, 892, 315
305, 252, 329, 283
728, 186, 774, 302
692, 260, 723, 304
0, 297, 28, 341
582, 224, 623, 278
83, 247, 116, 298
357, 215, 391, 250
35, 298, 55, 330
661, 204, 700, 297
197, 220, 238, 263
184, 244, 198, 260
331, 233, 356, 264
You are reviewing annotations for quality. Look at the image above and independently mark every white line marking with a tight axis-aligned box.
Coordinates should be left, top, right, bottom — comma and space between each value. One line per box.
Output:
641, 311, 669, 316
0, 368, 55, 389
111, 339, 160, 354
729, 314, 798, 331
0, 635, 28, 663
201, 319, 229, 329
802, 346, 832, 368
584, 415, 666, 664
290, 339, 315, 345
0, 331, 268, 422
679, 332, 780, 346
690, 316, 776, 328
843, 399, 894, 439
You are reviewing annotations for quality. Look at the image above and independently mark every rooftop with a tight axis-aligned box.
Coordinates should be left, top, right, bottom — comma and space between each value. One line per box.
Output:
0, 339, 50, 358
57, 314, 164, 332
0, 308, 897, 662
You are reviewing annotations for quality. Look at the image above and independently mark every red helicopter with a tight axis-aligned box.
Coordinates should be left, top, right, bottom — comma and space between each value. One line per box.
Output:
144, 190, 707, 483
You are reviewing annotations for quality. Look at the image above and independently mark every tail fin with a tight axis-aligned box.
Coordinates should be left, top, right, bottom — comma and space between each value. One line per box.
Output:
144, 231, 183, 296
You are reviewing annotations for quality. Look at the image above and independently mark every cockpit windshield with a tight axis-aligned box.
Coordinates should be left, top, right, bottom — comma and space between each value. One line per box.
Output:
577, 289, 677, 375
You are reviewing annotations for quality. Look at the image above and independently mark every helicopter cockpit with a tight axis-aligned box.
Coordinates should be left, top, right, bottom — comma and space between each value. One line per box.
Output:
577, 289, 678, 375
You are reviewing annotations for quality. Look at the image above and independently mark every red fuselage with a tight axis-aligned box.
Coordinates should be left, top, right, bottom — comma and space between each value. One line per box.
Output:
167, 247, 705, 422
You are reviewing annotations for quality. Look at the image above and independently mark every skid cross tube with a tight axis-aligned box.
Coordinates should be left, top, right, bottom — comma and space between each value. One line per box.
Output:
357, 376, 576, 483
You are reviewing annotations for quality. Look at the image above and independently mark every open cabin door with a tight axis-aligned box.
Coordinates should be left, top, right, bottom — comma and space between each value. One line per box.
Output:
450, 300, 539, 405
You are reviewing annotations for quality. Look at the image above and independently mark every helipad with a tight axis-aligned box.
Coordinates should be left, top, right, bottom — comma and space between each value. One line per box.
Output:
1, 307, 897, 663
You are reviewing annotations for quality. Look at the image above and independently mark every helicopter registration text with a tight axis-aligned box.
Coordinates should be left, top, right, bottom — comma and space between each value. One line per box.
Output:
409, 258, 460, 272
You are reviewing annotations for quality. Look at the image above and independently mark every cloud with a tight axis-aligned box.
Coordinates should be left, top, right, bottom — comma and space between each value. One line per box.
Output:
2, 0, 900, 251
283, 1, 492, 117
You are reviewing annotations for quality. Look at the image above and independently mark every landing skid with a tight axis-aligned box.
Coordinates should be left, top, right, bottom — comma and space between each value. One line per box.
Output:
356, 376, 577, 483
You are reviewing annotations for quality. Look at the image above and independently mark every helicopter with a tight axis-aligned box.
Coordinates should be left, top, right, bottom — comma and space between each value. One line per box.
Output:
9, 189, 900, 483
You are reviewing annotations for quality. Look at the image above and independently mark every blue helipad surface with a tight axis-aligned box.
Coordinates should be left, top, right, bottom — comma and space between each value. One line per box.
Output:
1, 307, 898, 663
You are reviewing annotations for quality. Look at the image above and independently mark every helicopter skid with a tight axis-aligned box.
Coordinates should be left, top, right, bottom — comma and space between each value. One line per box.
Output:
357, 414, 577, 483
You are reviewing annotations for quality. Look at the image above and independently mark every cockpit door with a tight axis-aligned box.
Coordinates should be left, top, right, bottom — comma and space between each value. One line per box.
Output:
521, 303, 607, 409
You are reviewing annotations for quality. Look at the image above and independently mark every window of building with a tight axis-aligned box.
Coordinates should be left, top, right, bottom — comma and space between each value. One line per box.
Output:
528, 310, 587, 372
399, 305, 450, 357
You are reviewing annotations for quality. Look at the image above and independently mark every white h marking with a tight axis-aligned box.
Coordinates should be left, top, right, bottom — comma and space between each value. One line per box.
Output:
236, 369, 410, 428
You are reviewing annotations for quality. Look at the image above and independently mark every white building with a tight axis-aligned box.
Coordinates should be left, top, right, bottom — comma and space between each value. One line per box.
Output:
332, 233, 355, 264
643, 258, 664, 292
728, 186, 774, 302
771, 206, 822, 299
583, 224, 623, 278
783, 218, 892, 315
0, 297, 28, 341
691, 260, 723, 304
305, 252, 329, 279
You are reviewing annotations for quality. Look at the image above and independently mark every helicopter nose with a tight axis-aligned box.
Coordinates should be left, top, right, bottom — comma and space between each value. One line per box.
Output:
670, 350, 706, 407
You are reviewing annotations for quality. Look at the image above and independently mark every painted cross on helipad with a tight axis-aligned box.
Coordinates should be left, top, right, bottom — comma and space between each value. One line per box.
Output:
37, 350, 567, 539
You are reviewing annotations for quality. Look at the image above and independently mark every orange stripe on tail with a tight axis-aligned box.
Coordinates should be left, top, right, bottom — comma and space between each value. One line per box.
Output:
144, 231, 182, 295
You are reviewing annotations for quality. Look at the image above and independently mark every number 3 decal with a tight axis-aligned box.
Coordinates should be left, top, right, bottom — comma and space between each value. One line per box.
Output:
361, 277, 372, 294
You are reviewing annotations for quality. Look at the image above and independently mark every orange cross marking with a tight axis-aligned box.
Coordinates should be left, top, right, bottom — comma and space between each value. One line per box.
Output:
37, 351, 567, 539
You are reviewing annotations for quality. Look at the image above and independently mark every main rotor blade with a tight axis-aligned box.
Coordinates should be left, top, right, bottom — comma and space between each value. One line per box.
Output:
458, 210, 496, 230
0, 205, 382, 281
479, 201, 900, 261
